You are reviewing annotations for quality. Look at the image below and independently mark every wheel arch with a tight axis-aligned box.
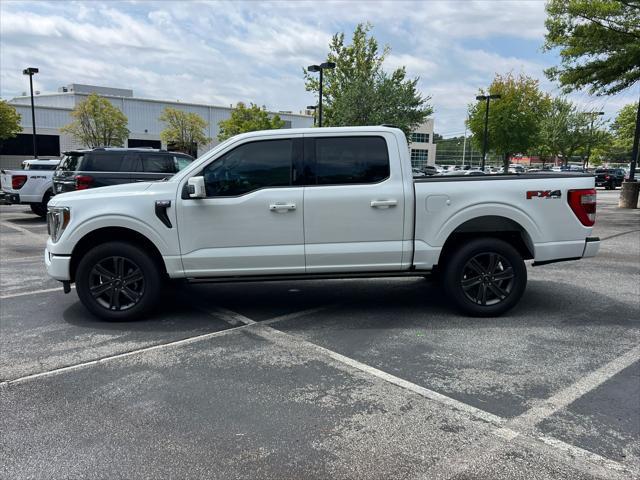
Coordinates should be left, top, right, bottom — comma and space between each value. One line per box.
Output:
69, 227, 167, 282
437, 215, 535, 267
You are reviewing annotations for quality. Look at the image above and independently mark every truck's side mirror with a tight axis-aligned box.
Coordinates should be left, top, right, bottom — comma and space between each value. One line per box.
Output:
187, 176, 206, 198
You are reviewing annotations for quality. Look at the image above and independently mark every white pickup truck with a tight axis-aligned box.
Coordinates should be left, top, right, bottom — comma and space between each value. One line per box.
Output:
45, 127, 600, 321
1, 159, 60, 217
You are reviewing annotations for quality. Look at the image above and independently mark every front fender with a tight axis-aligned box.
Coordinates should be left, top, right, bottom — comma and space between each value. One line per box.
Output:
49, 214, 171, 256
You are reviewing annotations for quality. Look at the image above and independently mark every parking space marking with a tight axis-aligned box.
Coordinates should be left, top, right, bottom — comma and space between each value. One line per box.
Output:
1, 255, 46, 263
513, 344, 640, 429
0, 220, 45, 241
260, 305, 335, 325
0, 323, 253, 387
254, 324, 638, 478
0, 285, 73, 300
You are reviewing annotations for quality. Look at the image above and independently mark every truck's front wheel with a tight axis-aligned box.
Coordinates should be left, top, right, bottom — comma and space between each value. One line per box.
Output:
442, 238, 527, 317
75, 241, 162, 321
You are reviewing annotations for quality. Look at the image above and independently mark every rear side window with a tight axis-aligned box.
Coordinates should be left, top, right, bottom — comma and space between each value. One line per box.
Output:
313, 136, 390, 185
58, 154, 84, 172
174, 154, 193, 172
142, 153, 175, 173
28, 164, 58, 171
83, 152, 126, 171
203, 139, 293, 197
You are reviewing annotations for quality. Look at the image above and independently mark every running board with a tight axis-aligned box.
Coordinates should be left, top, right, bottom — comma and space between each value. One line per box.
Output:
186, 270, 433, 285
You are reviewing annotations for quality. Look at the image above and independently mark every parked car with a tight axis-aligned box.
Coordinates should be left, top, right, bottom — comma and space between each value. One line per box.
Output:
45, 126, 600, 321
52, 148, 194, 194
595, 168, 625, 190
422, 165, 439, 176
0, 158, 60, 216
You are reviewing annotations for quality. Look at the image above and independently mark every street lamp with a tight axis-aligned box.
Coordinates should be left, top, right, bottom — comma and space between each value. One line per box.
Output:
475, 94, 501, 170
22, 67, 39, 159
306, 105, 317, 127
307, 61, 335, 127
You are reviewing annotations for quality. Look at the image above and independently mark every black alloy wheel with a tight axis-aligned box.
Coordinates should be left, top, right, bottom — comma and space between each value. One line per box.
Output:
460, 253, 515, 306
89, 256, 145, 311
76, 241, 162, 321
442, 237, 527, 317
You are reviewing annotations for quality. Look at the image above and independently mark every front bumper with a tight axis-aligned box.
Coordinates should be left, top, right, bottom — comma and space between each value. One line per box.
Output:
44, 248, 72, 281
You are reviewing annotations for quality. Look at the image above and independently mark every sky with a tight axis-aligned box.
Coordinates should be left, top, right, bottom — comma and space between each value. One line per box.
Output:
1, 0, 638, 136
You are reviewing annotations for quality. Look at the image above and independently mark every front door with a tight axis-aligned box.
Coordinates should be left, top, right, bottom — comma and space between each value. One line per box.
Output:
176, 136, 305, 277
303, 134, 406, 272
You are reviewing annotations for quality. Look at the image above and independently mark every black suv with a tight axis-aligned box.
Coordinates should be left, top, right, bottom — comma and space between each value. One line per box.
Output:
594, 168, 625, 190
53, 148, 194, 194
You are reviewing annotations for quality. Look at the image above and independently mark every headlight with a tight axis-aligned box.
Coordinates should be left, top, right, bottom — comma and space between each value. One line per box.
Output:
47, 207, 70, 242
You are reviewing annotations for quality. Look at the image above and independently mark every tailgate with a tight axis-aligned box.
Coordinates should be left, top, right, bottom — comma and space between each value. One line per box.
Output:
1, 170, 15, 193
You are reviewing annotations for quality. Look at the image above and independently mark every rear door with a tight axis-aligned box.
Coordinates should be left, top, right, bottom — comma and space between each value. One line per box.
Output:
302, 134, 406, 272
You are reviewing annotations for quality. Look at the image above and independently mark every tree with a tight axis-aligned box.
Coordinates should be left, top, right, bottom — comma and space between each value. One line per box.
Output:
217, 102, 285, 141
61, 93, 129, 148
611, 102, 639, 153
0, 101, 22, 148
304, 23, 432, 138
467, 73, 550, 171
160, 107, 211, 156
537, 98, 600, 166
544, 0, 640, 96
544, 0, 640, 181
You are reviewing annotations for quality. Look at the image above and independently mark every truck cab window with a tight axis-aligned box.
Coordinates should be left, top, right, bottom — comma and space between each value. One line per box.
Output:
202, 139, 293, 196
314, 136, 390, 185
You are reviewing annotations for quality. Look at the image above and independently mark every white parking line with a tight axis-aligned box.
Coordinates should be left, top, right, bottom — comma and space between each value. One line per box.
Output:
513, 345, 640, 429
0, 220, 45, 241
0, 285, 73, 300
0, 324, 251, 387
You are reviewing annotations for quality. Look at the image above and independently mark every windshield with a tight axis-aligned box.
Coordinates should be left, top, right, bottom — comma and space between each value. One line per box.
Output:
167, 136, 238, 182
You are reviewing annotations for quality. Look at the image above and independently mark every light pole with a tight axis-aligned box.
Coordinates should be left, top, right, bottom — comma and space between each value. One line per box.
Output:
307, 62, 336, 127
476, 94, 501, 170
22, 67, 39, 159
306, 105, 317, 127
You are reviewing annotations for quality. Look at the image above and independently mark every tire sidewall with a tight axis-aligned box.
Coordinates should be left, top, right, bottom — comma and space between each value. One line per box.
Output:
75, 241, 162, 321
443, 238, 527, 317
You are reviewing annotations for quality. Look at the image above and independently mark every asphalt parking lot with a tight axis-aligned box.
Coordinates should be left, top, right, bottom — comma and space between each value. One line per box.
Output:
1, 190, 638, 479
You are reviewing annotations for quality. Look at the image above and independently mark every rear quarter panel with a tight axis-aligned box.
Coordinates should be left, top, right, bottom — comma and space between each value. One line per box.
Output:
413, 174, 596, 268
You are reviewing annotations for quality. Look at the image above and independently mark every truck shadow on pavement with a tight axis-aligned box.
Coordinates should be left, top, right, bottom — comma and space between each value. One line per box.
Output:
61, 277, 637, 332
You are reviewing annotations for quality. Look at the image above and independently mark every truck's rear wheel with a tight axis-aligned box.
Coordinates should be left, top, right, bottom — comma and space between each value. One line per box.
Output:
442, 238, 527, 317
30, 191, 51, 217
75, 241, 162, 321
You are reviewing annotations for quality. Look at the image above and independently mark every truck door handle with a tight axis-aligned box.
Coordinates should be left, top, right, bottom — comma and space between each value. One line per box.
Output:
269, 203, 296, 212
370, 199, 398, 208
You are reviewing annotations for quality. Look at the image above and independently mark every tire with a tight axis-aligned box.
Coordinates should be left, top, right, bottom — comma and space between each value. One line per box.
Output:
75, 241, 163, 321
442, 237, 527, 317
30, 192, 51, 218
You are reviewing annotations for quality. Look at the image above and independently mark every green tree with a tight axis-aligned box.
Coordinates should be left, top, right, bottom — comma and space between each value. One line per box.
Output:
61, 93, 129, 148
0, 101, 22, 148
304, 23, 432, 138
544, 0, 640, 96
160, 107, 211, 156
217, 102, 285, 142
611, 102, 639, 152
538, 98, 593, 166
467, 73, 551, 171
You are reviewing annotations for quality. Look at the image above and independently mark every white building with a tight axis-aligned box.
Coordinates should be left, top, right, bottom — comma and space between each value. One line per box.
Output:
408, 118, 437, 169
2, 83, 437, 170
1, 84, 313, 169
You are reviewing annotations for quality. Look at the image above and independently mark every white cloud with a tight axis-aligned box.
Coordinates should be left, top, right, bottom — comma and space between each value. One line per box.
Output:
1, 0, 636, 135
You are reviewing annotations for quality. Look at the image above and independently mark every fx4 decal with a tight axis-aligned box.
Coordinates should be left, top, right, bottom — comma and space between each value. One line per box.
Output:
526, 190, 562, 199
